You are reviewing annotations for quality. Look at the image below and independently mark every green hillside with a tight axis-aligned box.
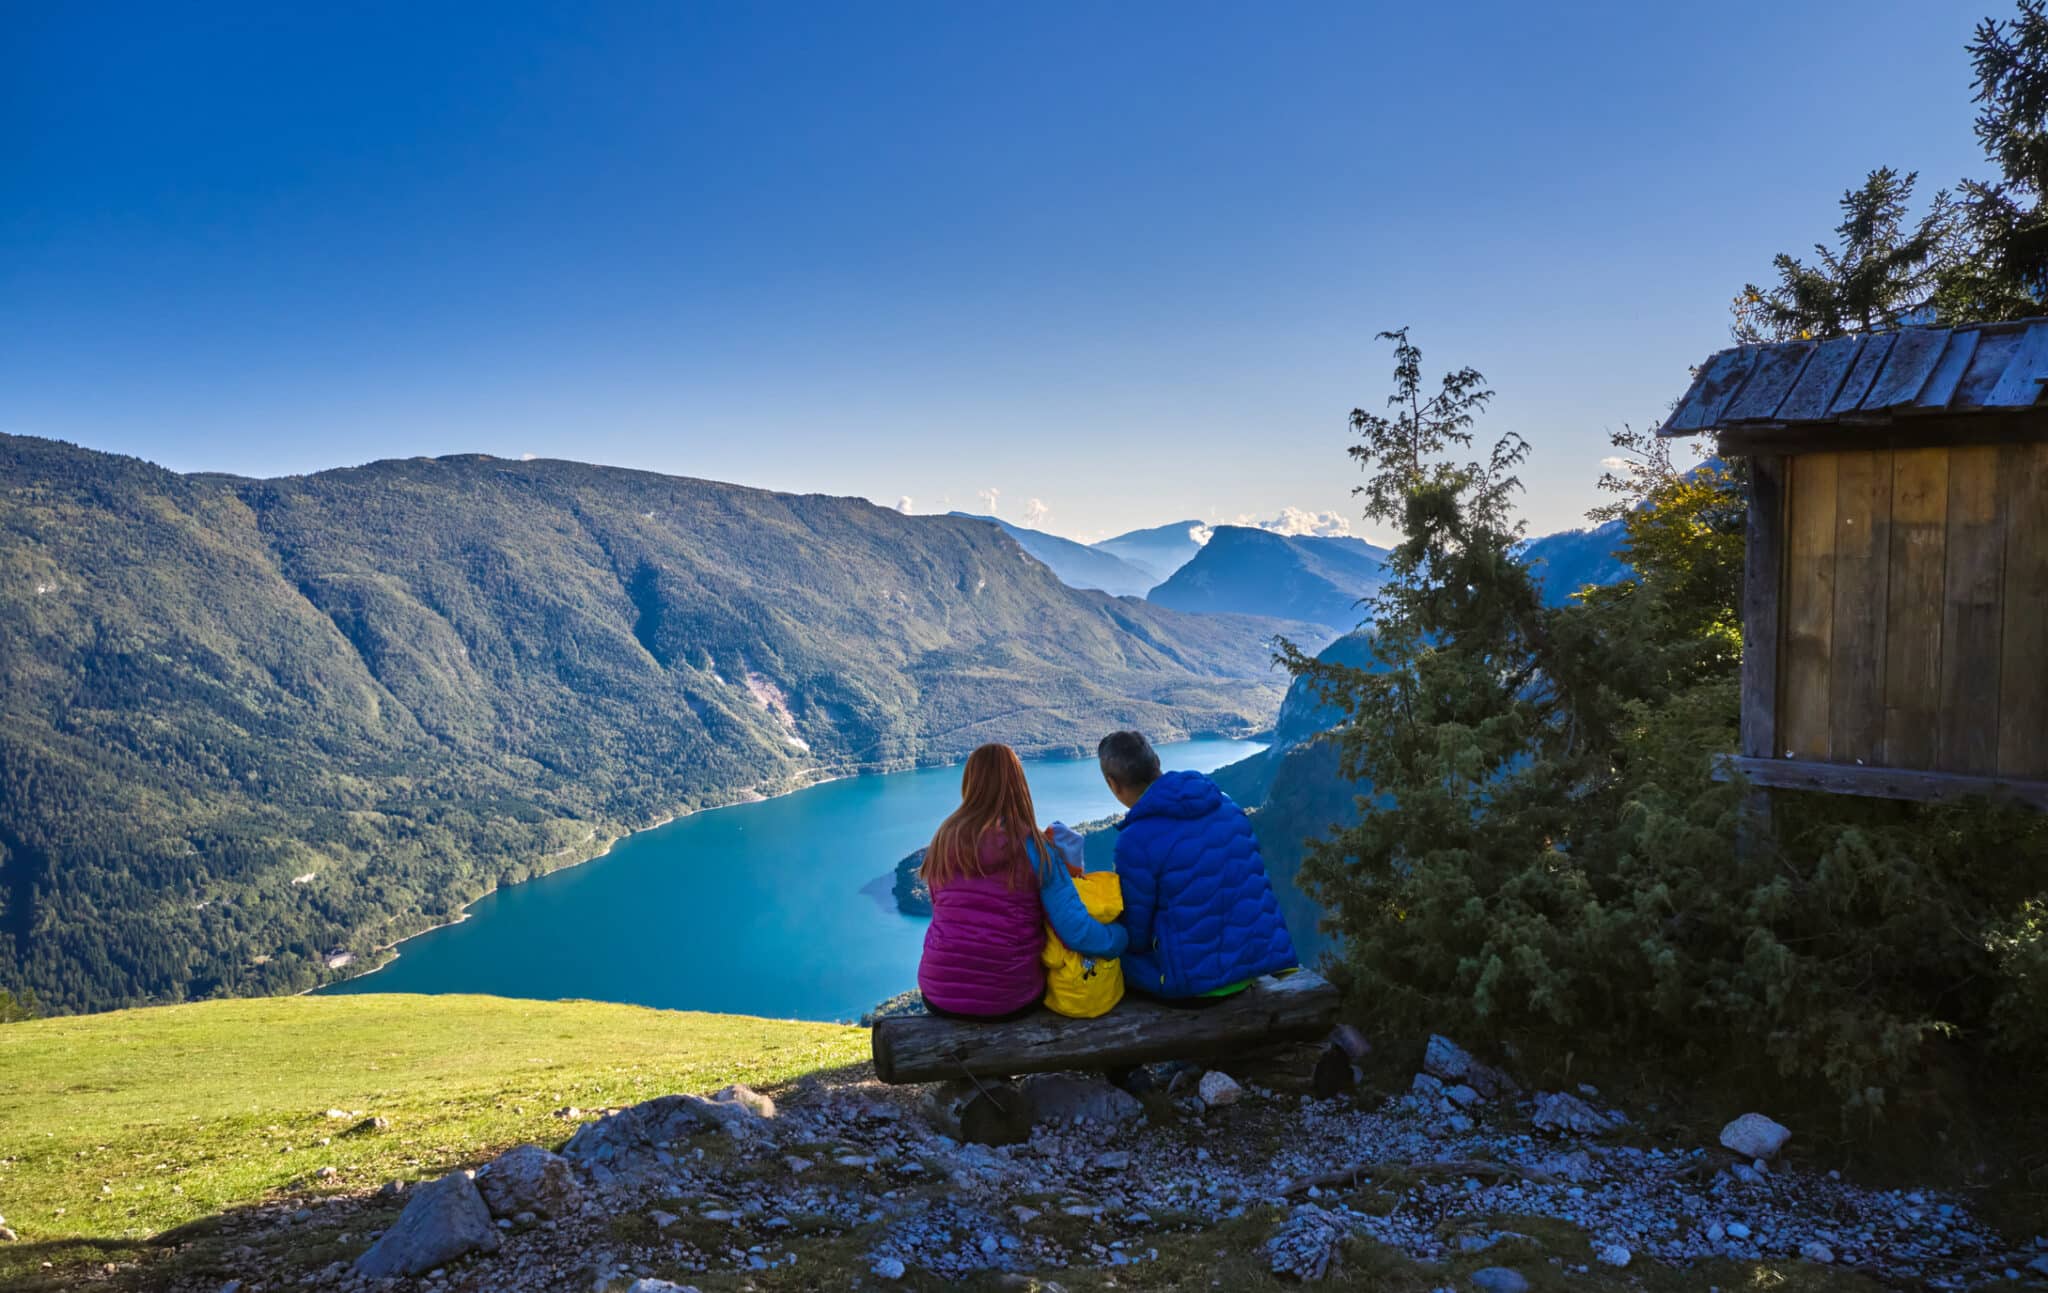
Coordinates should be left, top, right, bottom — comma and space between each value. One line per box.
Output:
0, 436, 1324, 1014
0, 993, 863, 1285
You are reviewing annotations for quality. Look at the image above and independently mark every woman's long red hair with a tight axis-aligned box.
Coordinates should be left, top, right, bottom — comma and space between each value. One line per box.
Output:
921, 743, 1051, 890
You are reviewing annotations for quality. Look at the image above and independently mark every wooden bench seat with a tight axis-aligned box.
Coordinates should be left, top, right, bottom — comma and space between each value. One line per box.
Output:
870, 970, 1341, 1085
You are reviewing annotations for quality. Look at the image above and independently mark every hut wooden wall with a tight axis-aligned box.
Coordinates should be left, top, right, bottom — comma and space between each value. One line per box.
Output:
1775, 439, 2048, 778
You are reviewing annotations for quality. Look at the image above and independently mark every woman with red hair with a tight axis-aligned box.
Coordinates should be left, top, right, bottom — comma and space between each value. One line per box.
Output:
917, 743, 1127, 1018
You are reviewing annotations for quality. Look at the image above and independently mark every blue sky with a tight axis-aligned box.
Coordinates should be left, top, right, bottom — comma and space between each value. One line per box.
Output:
5, 1, 1990, 541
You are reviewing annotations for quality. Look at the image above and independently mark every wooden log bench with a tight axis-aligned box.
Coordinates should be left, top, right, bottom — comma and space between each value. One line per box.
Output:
870, 970, 1342, 1085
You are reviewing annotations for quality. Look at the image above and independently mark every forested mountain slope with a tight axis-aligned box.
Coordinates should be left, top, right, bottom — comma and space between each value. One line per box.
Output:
0, 437, 1320, 1013
1146, 526, 1393, 628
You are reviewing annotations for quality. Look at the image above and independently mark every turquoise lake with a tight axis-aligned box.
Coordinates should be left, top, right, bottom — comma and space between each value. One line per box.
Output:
323, 738, 1263, 1022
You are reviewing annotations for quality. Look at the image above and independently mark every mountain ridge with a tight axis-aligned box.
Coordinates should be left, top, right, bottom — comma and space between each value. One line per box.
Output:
946, 512, 1158, 596
1146, 526, 1393, 628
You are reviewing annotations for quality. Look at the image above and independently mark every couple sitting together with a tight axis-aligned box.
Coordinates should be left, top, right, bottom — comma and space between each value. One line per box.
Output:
917, 730, 1297, 1021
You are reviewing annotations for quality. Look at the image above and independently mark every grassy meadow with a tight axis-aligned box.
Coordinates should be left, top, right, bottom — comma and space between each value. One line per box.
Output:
0, 993, 865, 1285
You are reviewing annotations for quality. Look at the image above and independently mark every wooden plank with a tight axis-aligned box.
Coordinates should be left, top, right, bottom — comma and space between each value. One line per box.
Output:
1954, 325, 2026, 408
870, 971, 1340, 1084
1983, 318, 2048, 407
1828, 450, 1892, 764
1883, 447, 1949, 768
1915, 329, 1981, 410
1938, 445, 2005, 775
1724, 341, 1816, 423
1719, 755, 2048, 811
1998, 441, 2048, 778
1861, 328, 1949, 410
1778, 454, 1839, 758
1828, 331, 1896, 416
1740, 455, 1786, 760
1778, 335, 1865, 422
1664, 347, 1761, 434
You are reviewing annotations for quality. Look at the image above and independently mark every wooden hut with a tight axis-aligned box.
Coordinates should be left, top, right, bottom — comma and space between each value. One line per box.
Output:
1661, 320, 2048, 809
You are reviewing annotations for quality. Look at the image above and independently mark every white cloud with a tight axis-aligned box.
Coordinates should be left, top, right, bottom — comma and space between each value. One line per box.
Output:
520, 452, 538, 461
896, 496, 914, 514
976, 486, 1000, 515
1599, 455, 1630, 472
1021, 497, 1050, 528
1232, 508, 1355, 538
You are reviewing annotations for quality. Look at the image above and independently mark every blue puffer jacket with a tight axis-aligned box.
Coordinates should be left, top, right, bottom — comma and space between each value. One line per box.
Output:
1112, 770, 1297, 997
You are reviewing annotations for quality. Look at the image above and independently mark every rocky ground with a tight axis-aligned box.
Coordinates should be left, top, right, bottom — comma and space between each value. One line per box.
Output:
45, 1038, 2048, 1293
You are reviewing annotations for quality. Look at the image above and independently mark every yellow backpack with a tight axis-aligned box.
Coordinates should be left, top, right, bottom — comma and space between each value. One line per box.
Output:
1041, 867, 1125, 1018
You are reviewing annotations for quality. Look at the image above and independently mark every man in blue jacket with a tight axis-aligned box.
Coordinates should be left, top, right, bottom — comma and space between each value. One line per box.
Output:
1098, 730, 1297, 1000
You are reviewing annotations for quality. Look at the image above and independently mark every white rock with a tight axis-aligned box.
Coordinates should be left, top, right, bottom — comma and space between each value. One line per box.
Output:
625, 1281, 701, 1293
1719, 1113, 1790, 1160
1725, 1221, 1752, 1240
1799, 1240, 1835, 1264
872, 1255, 907, 1279
1596, 1243, 1631, 1267
1197, 1070, 1243, 1107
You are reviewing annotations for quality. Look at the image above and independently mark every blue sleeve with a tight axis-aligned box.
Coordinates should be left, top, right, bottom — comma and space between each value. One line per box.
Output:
1034, 841, 1128, 959
1113, 830, 1157, 956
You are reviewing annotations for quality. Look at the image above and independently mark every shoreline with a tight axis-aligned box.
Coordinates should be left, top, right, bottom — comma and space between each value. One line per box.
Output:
315, 765, 861, 994
317, 727, 1265, 996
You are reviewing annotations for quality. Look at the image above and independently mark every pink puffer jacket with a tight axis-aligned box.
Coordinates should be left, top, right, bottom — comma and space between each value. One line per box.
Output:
917, 832, 1045, 1017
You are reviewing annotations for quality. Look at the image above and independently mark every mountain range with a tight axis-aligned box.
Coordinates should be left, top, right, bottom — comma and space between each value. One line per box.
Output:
0, 436, 1326, 1013
988, 512, 1631, 630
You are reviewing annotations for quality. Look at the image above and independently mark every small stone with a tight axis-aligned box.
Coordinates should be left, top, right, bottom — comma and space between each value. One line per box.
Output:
1531, 1091, 1622, 1136
1596, 1243, 1631, 1267
316, 1166, 339, 1180
1719, 1113, 1790, 1160
1471, 1269, 1531, 1293
1725, 1221, 1751, 1240
1197, 1071, 1243, 1107
872, 1255, 907, 1280
0, 1228, 16, 1243
1799, 1241, 1835, 1264
1094, 1151, 1131, 1171
650, 1211, 679, 1229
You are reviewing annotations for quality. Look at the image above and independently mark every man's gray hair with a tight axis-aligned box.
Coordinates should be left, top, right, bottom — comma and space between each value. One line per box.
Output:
1096, 730, 1161, 790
